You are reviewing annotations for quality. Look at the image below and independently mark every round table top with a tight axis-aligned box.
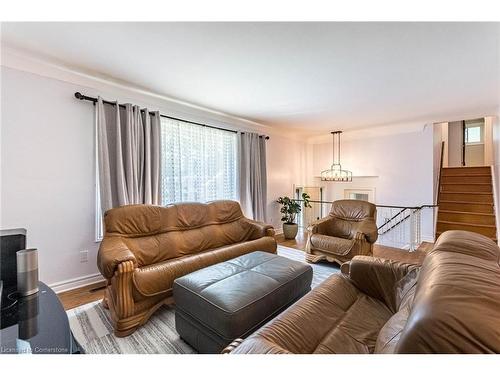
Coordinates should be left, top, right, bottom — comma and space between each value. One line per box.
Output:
0, 282, 77, 354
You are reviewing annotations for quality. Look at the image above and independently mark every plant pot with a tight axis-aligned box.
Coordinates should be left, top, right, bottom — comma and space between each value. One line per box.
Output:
283, 223, 299, 240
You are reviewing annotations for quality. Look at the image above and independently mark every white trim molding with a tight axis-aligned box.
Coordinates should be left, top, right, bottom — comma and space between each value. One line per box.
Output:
420, 235, 436, 244
491, 165, 500, 241
49, 273, 105, 294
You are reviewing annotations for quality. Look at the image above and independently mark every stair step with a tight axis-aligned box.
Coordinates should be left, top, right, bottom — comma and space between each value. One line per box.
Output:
437, 210, 496, 225
441, 175, 492, 184
438, 192, 493, 203
436, 221, 497, 238
435, 231, 497, 243
438, 201, 494, 213
440, 183, 492, 193
441, 166, 491, 176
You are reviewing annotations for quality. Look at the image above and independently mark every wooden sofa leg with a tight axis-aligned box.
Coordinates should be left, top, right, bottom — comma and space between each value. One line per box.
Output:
102, 279, 111, 309
114, 325, 139, 338
305, 252, 325, 263
102, 296, 109, 309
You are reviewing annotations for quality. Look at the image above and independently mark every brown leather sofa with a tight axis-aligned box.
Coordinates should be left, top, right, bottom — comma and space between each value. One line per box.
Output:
228, 230, 500, 353
305, 200, 378, 265
97, 200, 277, 337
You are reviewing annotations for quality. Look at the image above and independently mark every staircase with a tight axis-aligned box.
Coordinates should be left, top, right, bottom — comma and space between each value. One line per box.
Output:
436, 166, 497, 242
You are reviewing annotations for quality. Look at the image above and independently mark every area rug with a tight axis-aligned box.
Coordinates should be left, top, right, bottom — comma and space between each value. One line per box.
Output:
67, 245, 340, 354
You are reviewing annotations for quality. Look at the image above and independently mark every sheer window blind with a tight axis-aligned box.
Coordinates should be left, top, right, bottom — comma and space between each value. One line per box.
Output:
160, 117, 238, 205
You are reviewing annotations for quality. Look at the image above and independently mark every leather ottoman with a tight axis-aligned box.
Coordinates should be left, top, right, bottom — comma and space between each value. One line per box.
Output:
173, 251, 313, 353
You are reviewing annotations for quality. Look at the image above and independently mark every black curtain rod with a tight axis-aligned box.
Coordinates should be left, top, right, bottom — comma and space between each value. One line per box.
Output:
74, 92, 269, 139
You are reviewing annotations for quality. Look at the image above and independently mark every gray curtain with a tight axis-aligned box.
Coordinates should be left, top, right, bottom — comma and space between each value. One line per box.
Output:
238, 132, 267, 221
97, 97, 161, 213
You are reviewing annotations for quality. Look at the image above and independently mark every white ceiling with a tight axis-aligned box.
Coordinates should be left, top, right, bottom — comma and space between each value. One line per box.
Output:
1, 22, 499, 134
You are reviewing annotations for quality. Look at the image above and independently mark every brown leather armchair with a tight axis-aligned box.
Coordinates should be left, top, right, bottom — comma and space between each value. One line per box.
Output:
97, 200, 276, 337
305, 200, 378, 265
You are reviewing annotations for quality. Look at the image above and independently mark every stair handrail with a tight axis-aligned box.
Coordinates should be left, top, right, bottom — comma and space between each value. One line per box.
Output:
377, 207, 409, 233
292, 199, 435, 249
436, 141, 445, 205
292, 199, 436, 231
292, 199, 436, 211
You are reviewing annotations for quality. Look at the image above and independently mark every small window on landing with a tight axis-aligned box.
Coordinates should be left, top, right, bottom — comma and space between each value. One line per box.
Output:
348, 192, 369, 201
465, 120, 484, 145
343, 189, 375, 203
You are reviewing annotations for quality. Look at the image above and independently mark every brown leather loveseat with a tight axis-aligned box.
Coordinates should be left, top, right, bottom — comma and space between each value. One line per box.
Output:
306, 200, 378, 265
228, 230, 500, 353
97, 200, 276, 337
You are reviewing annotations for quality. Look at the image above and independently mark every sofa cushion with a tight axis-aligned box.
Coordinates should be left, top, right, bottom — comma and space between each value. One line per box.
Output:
330, 199, 376, 221
374, 270, 418, 353
133, 236, 276, 296
310, 234, 354, 256
105, 201, 267, 267
232, 274, 393, 354
105, 200, 244, 236
374, 304, 412, 354
125, 220, 257, 266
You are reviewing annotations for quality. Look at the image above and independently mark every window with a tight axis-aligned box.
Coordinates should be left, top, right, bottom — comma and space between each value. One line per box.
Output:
348, 192, 369, 201
344, 189, 375, 203
465, 125, 483, 144
95, 117, 238, 241
160, 117, 237, 205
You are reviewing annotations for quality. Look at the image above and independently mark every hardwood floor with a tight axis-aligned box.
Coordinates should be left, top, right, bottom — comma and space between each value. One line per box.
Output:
58, 281, 106, 310
57, 232, 432, 311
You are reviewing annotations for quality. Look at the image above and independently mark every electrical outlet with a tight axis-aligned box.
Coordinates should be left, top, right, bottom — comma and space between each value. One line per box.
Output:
80, 250, 89, 263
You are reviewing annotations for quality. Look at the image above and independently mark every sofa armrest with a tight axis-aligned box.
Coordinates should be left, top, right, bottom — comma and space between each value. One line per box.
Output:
306, 216, 334, 235
348, 256, 418, 312
97, 237, 137, 279
244, 218, 275, 239
350, 219, 378, 243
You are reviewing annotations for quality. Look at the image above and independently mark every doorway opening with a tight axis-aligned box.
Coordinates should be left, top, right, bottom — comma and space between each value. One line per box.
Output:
295, 186, 324, 228
463, 119, 485, 166
440, 117, 491, 168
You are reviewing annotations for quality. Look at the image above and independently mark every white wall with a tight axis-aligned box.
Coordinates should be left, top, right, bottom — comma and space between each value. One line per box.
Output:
465, 144, 485, 166
266, 137, 306, 228
448, 121, 464, 167
1, 67, 100, 290
484, 116, 494, 166
309, 125, 435, 241
0, 66, 306, 290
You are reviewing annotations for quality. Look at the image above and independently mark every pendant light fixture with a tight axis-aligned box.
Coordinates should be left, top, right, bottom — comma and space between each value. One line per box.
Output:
320, 131, 353, 182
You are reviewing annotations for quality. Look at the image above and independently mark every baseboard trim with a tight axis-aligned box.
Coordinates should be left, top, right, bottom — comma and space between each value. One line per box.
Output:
49, 273, 105, 294
421, 236, 435, 244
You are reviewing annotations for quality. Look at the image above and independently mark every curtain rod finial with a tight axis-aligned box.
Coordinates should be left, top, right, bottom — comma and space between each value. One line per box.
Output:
74, 92, 83, 100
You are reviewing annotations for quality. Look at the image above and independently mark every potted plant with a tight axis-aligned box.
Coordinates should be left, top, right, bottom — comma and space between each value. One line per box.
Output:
277, 193, 311, 239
